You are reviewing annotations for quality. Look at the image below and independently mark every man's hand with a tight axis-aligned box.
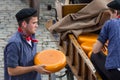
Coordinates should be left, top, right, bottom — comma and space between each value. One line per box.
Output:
92, 40, 103, 54
33, 64, 51, 74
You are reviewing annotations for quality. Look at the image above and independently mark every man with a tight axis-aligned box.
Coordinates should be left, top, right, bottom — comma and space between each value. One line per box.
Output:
4, 8, 51, 80
91, 0, 120, 80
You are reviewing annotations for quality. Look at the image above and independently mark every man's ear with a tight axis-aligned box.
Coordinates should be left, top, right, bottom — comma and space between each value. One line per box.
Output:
21, 21, 27, 28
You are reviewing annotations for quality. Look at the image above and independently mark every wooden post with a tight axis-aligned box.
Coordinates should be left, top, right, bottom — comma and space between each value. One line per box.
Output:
29, 0, 40, 24
65, 0, 70, 4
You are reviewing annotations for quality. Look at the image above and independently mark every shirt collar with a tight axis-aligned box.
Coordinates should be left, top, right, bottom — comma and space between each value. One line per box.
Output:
18, 27, 38, 42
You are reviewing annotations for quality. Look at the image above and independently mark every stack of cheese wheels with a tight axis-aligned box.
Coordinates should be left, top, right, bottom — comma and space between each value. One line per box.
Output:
78, 33, 98, 58
34, 49, 66, 73
78, 33, 108, 58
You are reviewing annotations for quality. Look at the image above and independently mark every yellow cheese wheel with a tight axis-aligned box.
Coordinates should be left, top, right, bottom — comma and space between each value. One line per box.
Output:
77, 33, 98, 44
88, 51, 92, 58
88, 47, 108, 59
81, 42, 95, 53
34, 49, 66, 73
101, 46, 108, 56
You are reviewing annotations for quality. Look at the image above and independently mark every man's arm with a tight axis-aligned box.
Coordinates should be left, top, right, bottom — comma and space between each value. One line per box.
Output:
92, 40, 104, 54
8, 65, 51, 76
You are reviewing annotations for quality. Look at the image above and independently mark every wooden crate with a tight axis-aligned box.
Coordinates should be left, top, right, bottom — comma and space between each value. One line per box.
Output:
55, 1, 87, 19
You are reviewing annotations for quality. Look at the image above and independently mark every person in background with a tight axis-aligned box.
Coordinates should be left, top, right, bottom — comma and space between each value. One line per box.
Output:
29, 0, 40, 24
70, 0, 92, 4
91, 0, 120, 80
4, 8, 51, 80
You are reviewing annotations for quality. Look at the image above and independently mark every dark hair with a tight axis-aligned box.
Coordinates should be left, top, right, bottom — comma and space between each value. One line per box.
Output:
109, 8, 116, 13
117, 10, 120, 15
18, 13, 37, 27
109, 8, 120, 15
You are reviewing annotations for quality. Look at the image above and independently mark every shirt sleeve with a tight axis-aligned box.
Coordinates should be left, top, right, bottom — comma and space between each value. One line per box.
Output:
5, 42, 20, 68
98, 20, 110, 44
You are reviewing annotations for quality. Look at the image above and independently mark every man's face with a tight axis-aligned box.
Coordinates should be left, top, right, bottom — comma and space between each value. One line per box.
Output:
25, 17, 38, 35
111, 10, 118, 18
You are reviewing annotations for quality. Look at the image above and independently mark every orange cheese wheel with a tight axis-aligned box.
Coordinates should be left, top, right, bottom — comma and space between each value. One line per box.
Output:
81, 42, 95, 53
77, 33, 98, 44
34, 49, 66, 73
102, 46, 108, 56
88, 47, 108, 59
88, 51, 92, 58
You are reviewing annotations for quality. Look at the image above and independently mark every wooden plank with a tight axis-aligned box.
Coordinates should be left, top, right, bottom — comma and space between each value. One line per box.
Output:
59, 34, 97, 80
45, 19, 53, 30
62, 4, 87, 17
68, 34, 96, 74
55, 2, 87, 19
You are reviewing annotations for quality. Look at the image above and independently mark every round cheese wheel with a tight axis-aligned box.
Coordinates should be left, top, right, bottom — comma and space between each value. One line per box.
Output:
81, 42, 95, 53
77, 33, 98, 44
88, 47, 108, 59
88, 51, 92, 58
101, 46, 108, 56
34, 49, 66, 73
